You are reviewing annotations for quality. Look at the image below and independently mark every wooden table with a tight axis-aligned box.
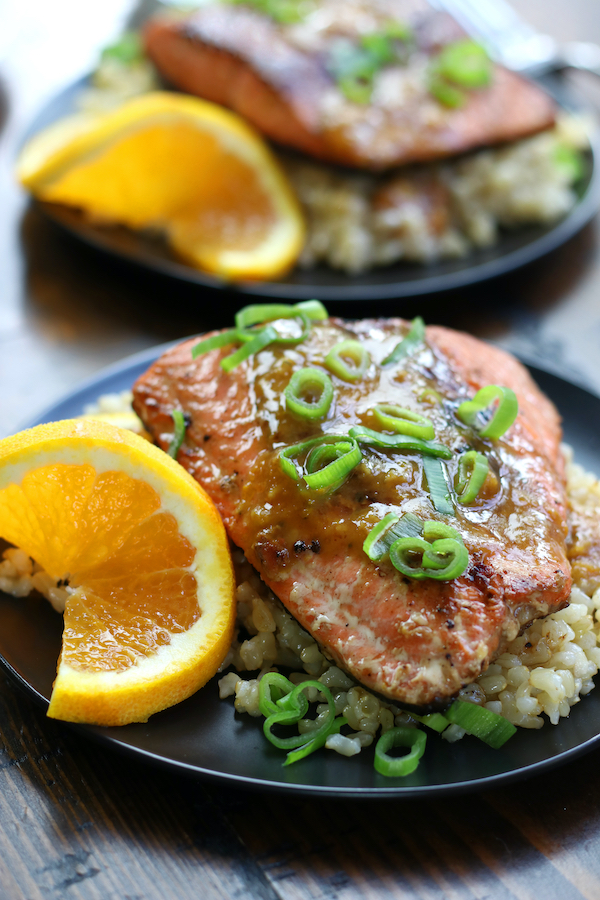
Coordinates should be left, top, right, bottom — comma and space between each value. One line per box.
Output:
2, 2, 600, 897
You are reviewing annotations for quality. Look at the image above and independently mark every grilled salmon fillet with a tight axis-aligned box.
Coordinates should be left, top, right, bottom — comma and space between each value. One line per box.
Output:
143, 0, 556, 170
132, 318, 571, 708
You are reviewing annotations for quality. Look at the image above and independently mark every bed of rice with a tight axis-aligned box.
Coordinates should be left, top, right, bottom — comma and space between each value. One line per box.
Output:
78, 52, 592, 276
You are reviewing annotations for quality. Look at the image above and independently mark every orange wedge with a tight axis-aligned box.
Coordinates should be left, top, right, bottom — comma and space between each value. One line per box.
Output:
17, 92, 305, 280
0, 419, 235, 726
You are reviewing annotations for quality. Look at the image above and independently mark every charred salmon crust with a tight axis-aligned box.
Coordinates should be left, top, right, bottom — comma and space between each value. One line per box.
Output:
132, 318, 571, 707
143, 0, 556, 171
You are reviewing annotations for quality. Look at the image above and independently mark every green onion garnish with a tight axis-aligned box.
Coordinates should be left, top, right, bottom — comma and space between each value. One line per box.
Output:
383, 20, 413, 42
428, 74, 466, 108
258, 672, 296, 716
374, 726, 427, 777
338, 72, 375, 104
295, 299, 329, 320
349, 426, 452, 459
325, 340, 371, 382
371, 404, 435, 440
422, 456, 454, 514
554, 145, 585, 183
455, 450, 489, 505
284, 716, 347, 766
226, 0, 312, 25
258, 674, 346, 766
381, 316, 425, 365
279, 435, 362, 492
428, 39, 492, 108
389, 521, 468, 581
235, 303, 295, 331
445, 699, 517, 749
419, 387, 444, 405
101, 31, 144, 65
456, 385, 518, 440
416, 712, 450, 733
191, 328, 239, 359
284, 368, 334, 421
193, 301, 329, 371
167, 410, 187, 459
235, 300, 326, 332
361, 31, 395, 65
436, 39, 492, 89
363, 511, 423, 562
221, 325, 278, 372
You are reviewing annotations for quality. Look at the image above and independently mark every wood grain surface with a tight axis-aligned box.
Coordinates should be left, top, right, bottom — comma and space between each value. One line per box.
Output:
2, 1, 600, 898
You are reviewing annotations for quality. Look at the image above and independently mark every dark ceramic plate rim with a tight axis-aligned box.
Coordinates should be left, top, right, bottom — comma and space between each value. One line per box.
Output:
2, 343, 600, 798
24, 74, 600, 301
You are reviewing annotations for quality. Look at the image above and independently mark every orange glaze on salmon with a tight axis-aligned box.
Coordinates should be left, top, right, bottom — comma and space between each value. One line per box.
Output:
132, 318, 571, 708
143, 0, 557, 171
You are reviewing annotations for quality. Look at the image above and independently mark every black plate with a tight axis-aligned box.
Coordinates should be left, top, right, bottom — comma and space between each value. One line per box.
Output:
24, 75, 600, 301
1, 344, 600, 797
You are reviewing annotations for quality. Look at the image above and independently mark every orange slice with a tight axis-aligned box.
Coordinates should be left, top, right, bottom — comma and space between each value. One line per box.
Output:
0, 419, 235, 726
17, 92, 305, 280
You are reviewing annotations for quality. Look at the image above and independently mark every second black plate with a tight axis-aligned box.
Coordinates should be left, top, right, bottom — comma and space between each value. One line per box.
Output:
25, 75, 600, 301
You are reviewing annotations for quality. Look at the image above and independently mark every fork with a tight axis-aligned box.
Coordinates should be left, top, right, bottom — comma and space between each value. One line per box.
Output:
429, 0, 600, 78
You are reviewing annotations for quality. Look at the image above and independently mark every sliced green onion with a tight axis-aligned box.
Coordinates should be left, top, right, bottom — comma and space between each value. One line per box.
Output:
388, 536, 430, 579
259, 672, 346, 768
554, 145, 585, 183
389, 528, 468, 581
263, 680, 336, 751
221, 325, 278, 372
327, 39, 378, 104
455, 450, 489, 505
363, 511, 423, 562
456, 385, 518, 440
235, 304, 312, 345
227, 0, 312, 26
371, 404, 434, 440
384, 20, 413, 42
421, 520, 462, 543
325, 340, 371, 382
191, 328, 239, 359
422, 537, 469, 578
279, 435, 362, 492
283, 716, 347, 767
416, 712, 450, 733
235, 303, 294, 330
295, 299, 328, 320
374, 726, 427, 777
381, 316, 425, 366
436, 39, 492, 89
285, 368, 333, 420
167, 410, 187, 459
304, 438, 362, 491
101, 31, 144, 64
349, 426, 452, 459
419, 387, 443, 406
338, 72, 373, 104
259, 672, 297, 717
422, 456, 454, 515
428, 73, 466, 108
445, 699, 517, 749
361, 31, 395, 65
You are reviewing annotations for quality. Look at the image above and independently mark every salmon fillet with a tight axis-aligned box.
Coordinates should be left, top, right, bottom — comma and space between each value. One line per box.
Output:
132, 318, 571, 708
143, 0, 556, 171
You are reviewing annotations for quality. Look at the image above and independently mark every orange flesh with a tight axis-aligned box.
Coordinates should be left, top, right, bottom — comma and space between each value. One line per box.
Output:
38, 120, 277, 251
0, 463, 199, 674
